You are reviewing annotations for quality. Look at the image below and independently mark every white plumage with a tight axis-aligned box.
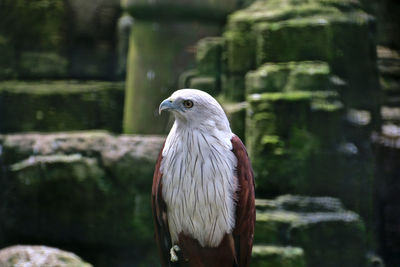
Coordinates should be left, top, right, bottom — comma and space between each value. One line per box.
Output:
160, 89, 238, 247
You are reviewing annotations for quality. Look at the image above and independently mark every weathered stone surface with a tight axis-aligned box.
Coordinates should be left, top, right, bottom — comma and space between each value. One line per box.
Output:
255, 195, 367, 267
223, 30, 255, 74
188, 76, 219, 95
0, 36, 16, 80
196, 37, 224, 75
0, 81, 124, 133
221, 74, 246, 101
246, 91, 375, 227
0, 0, 121, 80
224, 0, 380, 111
251, 245, 305, 267
0, 245, 92, 267
246, 61, 331, 94
0, 132, 164, 266
19, 52, 68, 79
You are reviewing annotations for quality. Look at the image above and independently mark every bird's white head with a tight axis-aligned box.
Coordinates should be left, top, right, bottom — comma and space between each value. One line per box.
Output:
159, 89, 231, 134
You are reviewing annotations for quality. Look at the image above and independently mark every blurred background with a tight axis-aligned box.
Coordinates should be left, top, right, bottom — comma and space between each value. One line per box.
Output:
0, 0, 399, 266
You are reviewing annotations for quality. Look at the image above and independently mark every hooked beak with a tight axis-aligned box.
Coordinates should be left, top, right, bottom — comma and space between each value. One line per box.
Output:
159, 98, 176, 115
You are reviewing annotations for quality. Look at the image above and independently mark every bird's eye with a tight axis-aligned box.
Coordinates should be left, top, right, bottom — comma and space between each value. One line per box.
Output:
183, 100, 193, 108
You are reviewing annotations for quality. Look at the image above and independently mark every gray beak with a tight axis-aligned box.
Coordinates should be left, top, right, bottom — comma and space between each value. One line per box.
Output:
159, 98, 176, 115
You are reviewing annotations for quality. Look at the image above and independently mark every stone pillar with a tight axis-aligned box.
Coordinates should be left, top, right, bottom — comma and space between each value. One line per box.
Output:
122, 0, 240, 134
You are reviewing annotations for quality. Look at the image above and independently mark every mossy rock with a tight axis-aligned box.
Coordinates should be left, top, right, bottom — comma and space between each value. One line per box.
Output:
228, 0, 362, 29
188, 76, 219, 95
246, 61, 331, 94
0, 132, 164, 266
196, 37, 224, 75
0, 245, 92, 267
221, 74, 246, 101
19, 52, 68, 79
224, 0, 379, 112
0, 80, 124, 133
0, 36, 16, 79
223, 30, 255, 74
255, 195, 367, 267
254, 18, 332, 66
290, 212, 367, 267
251, 245, 306, 267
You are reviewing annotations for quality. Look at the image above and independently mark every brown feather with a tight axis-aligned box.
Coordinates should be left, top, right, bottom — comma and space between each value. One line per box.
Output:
231, 135, 256, 267
152, 142, 173, 267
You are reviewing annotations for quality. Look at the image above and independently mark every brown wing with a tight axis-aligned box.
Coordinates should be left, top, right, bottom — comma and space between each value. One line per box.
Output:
152, 142, 174, 267
231, 135, 256, 267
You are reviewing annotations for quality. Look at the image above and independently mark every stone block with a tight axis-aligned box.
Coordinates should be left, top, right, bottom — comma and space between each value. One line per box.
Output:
0, 36, 16, 79
255, 195, 367, 267
196, 37, 224, 75
252, 245, 306, 267
0, 81, 124, 133
188, 76, 219, 95
254, 18, 332, 66
222, 74, 246, 101
246, 61, 331, 94
19, 52, 68, 79
224, 30, 255, 74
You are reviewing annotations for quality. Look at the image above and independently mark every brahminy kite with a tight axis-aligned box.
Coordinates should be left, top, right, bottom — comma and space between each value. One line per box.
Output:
152, 89, 255, 267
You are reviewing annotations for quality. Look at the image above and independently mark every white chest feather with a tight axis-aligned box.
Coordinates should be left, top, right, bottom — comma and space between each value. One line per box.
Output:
160, 125, 238, 247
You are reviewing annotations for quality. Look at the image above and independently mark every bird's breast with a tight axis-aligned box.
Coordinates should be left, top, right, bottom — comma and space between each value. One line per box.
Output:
160, 129, 237, 247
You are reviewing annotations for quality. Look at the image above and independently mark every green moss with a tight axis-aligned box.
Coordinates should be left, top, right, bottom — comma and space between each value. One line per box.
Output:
19, 52, 68, 79
0, 81, 124, 133
221, 74, 245, 101
254, 18, 332, 66
246, 61, 330, 94
188, 76, 219, 95
255, 211, 301, 244
228, 0, 361, 27
223, 30, 255, 74
196, 37, 224, 75
0, 36, 16, 79
254, 196, 368, 267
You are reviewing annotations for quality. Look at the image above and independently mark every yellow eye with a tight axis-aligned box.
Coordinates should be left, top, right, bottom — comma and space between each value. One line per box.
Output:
183, 100, 193, 108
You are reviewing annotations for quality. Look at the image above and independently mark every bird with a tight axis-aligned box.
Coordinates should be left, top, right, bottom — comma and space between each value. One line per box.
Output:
152, 89, 255, 267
